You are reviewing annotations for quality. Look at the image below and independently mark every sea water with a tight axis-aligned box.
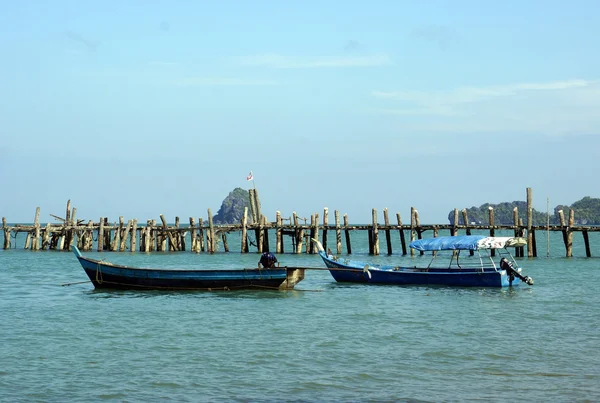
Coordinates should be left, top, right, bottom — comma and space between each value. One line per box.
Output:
1, 229, 599, 402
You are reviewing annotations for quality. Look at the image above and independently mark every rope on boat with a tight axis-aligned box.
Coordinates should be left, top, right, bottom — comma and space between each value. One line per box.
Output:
61, 280, 92, 286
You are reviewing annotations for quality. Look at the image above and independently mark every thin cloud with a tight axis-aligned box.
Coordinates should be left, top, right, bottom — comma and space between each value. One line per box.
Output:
236, 53, 390, 69
370, 79, 600, 135
148, 61, 179, 66
410, 25, 457, 51
65, 31, 99, 51
173, 77, 278, 87
372, 79, 592, 106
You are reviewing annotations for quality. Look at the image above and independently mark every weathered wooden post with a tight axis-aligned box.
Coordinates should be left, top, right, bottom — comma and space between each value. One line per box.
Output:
432, 225, 439, 257
120, 219, 131, 252
25, 229, 32, 250
174, 216, 180, 251
372, 208, 379, 255
248, 189, 258, 223
33, 207, 41, 251
257, 216, 264, 254
253, 188, 262, 225
512, 207, 520, 257
344, 214, 352, 254
518, 218, 525, 257
85, 220, 94, 250
208, 209, 215, 253
488, 207, 495, 257
190, 217, 197, 253
313, 212, 319, 253
293, 212, 303, 254
159, 215, 176, 252
414, 209, 423, 256
410, 207, 416, 256
583, 230, 591, 257
103, 218, 112, 251
397, 213, 407, 255
3, 217, 10, 249
322, 208, 329, 252
309, 214, 316, 254
383, 208, 392, 255
42, 222, 51, 250
241, 208, 249, 253
452, 208, 459, 236
143, 220, 151, 252
275, 211, 282, 253
112, 217, 123, 252
222, 231, 229, 252
129, 219, 137, 252
567, 209, 575, 258
335, 210, 342, 255
63, 200, 72, 251
262, 215, 269, 253
462, 209, 473, 256
198, 218, 205, 252
558, 210, 567, 256
526, 187, 533, 257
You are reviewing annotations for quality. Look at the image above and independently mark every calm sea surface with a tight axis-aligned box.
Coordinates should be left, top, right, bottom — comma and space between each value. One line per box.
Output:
1, 229, 599, 402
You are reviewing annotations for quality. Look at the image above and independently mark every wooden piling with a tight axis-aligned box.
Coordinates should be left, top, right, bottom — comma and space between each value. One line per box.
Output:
489, 207, 495, 257
371, 209, 379, 255
397, 213, 407, 255
312, 212, 320, 254
103, 218, 111, 251
120, 219, 131, 252
583, 230, 591, 257
189, 217, 197, 252
335, 210, 342, 255
208, 209, 215, 253
242, 208, 249, 253
33, 207, 40, 251
343, 214, 352, 254
42, 223, 51, 250
249, 189, 258, 224
309, 215, 316, 254
410, 207, 417, 257
262, 215, 269, 253
414, 209, 423, 256
198, 218, 205, 252
275, 211, 282, 253
173, 216, 180, 251
64, 200, 72, 250
25, 230, 31, 250
322, 208, 329, 252
567, 209, 575, 258
160, 215, 177, 252
527, 187, 533, 257
384, 208, 392, 255
462, 209, 474, 256
2, 217, 9, 249
257, 216, 264, 254
222, 231, 229, 252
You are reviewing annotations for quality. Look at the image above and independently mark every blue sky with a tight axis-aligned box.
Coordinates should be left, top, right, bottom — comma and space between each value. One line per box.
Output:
1, 0, 599, 223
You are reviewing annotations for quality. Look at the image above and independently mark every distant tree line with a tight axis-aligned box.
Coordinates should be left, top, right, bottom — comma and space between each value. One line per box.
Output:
448, 196, 600, 226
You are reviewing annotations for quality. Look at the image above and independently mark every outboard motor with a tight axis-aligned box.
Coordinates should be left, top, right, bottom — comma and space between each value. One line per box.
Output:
500, 258, 534, 285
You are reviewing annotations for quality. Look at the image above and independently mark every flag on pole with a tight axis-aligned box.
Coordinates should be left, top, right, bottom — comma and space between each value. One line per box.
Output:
246, 171, 253, 181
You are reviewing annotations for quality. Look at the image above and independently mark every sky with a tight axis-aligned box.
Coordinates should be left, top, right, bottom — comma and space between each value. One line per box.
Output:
1, 0, 599, 224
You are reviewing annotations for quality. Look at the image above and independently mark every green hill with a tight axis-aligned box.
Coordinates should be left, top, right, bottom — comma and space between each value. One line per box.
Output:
448, 196, 600, 225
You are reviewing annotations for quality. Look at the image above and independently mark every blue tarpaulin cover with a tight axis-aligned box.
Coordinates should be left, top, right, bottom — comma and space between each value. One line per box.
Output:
409, 235, 487, 251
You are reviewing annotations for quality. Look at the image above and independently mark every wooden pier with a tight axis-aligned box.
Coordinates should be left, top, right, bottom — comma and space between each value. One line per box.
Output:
2, 188, 599, 257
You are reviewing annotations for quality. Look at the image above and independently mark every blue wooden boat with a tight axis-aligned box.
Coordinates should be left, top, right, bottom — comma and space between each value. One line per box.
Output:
313, 235, 534, 287
72, 246, 305, 291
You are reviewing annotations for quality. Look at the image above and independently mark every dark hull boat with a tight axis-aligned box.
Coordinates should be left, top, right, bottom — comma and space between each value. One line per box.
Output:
72, 246, 305, 291
313, 235, 534, 288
